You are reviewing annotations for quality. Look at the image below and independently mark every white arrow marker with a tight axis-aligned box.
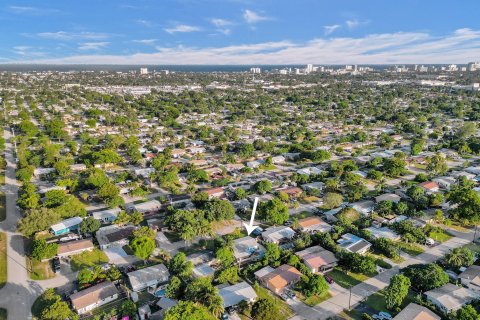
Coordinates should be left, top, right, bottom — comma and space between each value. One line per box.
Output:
243, 197, 259, 235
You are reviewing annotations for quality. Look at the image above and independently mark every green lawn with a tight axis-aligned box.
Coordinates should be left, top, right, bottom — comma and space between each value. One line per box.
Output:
70, 248, 109, 271
27, 257, 55, 280
0, 192, 5, 222
429, 231, 452, 243
302, 291, 332, 306
365, 289, 418, 314
0, 233, 6, 289
0, 308, 6, 320
397, 242, 424, 256
326, 268, 376, 289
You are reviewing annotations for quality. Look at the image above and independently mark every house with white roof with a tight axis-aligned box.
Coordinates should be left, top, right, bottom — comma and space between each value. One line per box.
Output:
349, 200, 375, 215
337, 233, 372, 255
90, 208, 121, 224
233, 236, 265, 265
425, 283, 479, 314
365, 226, 400, 241
262, 226, 295, 244
50, 216, 83, 236
126, 200, 161, 214
128, 264, 170, 292
218, 282, 257, 308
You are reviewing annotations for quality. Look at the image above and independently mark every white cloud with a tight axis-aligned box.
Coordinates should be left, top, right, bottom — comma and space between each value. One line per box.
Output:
132, 39, 157, 45
16, 28, 480, 65
324, 25, 341, 35
78, 42, 109, 51
346, 19, 359, 29
8, 5, 59, 15
210, 18, 233, 27
136, 19, 154, 27
243, 10, 269, 24
33, 31, 109, 41
164, 24, 201, 34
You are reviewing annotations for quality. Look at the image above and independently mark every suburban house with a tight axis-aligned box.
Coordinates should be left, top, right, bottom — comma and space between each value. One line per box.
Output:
297, 216, 332, 233
337, 233, 372, 255
365, 226, 400, 241
301, 182, 325, 194
70, 281, 119, 315
295, 246, 338, 273
277, 187, 303, 198
128, 264, 170, 292
188, 252, 216, 278
418, 181, 440, 194
96, 225, 135, 250
126, 200, 161, 215
262, 226, 295, 244
349, 200, 375, 215
296, 167, 322, 176
393, 303, 440, 320
218, 281, 258, 308
233, 236, 265, 265
432, 177, 456, 190
155, 298, 178, 318
203, 187, 225, 199
90, 208, 121, 224
50, 216, 83, 236
459, 265, 480, 291
424, 283, 479, 314
255, 264, 302, 294
57, 239, 94, 258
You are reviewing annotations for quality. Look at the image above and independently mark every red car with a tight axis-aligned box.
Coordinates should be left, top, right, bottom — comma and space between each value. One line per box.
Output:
324, 275, 334, 284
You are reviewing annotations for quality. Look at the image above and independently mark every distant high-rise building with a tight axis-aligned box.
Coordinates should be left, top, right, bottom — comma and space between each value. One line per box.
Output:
250, 67, 261, 74
305, 64, 314, 73
468, 62, 480, 71
140, 67, 148, 75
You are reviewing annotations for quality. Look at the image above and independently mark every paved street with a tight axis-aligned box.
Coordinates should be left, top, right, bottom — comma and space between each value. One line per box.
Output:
0, 128, 76, 320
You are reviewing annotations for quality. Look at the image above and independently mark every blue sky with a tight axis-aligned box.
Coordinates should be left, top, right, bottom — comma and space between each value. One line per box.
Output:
1, 0, 479, 64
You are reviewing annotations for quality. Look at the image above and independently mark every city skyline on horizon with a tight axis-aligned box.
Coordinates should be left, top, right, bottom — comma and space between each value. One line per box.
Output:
1, 0, 480, 65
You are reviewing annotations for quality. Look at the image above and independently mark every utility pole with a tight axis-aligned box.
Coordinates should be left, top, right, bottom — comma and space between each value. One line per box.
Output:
474, 225, 478, 243
348, 286, 352, 310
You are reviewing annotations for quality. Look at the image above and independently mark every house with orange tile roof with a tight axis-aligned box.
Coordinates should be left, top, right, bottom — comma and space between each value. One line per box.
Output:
296, 246, 338, 273
297, 216, 332, 233
255, 264, 302, 294
418, 181, 440, 194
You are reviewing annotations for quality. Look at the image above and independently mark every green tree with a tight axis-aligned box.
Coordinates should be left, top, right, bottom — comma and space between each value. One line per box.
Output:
18, 207, 61, 237
384, 274, 411, 309
119, 300, 137, 317
77, 268, 94, 286
403, 263, 449, 292
31, 239, 58, 260
323, 192, 343, 209
455, 304, 479, 320
216, 266, 239, 284
235, 187, 247, 200
253, 180, 272, 194
259, 197, 289, 225
130, 211, 144, 225
185, 277, 224, 317
41, 299, 78, 320
445, 247, 474, 269
251, 298, 279, 320
165, 275, 183, 299
164, 301, 215, 320
130, 236, 156, 261
426, 154, 448, 176
216, 245, 235, 267
169, 252, 193, 279
79, 217, 101, 234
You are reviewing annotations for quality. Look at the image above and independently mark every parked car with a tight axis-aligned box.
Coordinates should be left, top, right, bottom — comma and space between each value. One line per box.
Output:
324, 275, 334, 284
373, 312, 393, 320
52, 257, 61, 272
